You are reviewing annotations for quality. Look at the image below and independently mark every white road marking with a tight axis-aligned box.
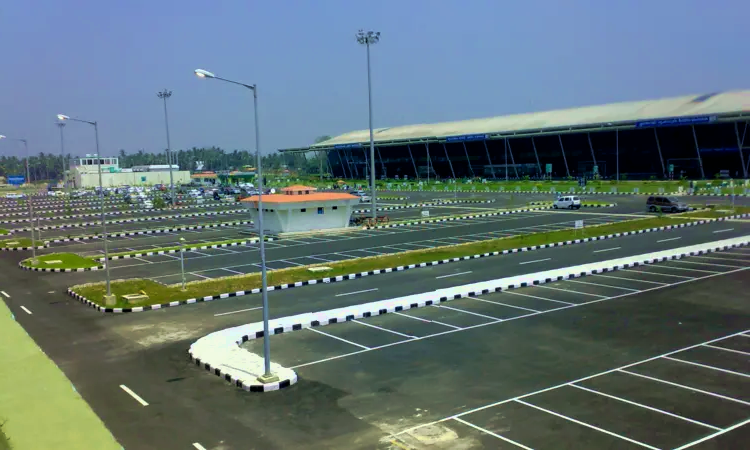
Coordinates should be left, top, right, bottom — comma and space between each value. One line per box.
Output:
664, 261, 724, 272
393, 311, 462, 329
519, 258, 551, 265
133, 257, 152, 264
712, 228, 734, 234
470, 296, 540, 313
214, 306, 263, 317
514, 399, 659, 449
566, 279, 639, 292
20, 306, 32, 315
663, 356, 750, 378
432, 304, 504, 322
502, 290, 575, 305
307, 255, 334, 262
190, 272, 212, 279
594, 273, 666, 285
702, 344, 750, 357
593, 247, 621, 253
119, 384, 149, 406
1, 291, 9, 298
537, 285, 606, 298
192, 443, 207, 450
308, 327, 370, 350
221, 268, 244, 275
657, 237, 682, 243
618, 369, 750, 406
675, 258, 745, 269
673, 417, 750, 450
453, 418, 533, 450
335, 288, 379, 297
352, 319, 416, 339
570, 384, 721, 430
620, 268, 692, 279
435, 271, 472, 279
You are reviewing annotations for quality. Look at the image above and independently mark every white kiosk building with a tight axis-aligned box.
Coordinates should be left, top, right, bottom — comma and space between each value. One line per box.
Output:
241, 185, 359, 234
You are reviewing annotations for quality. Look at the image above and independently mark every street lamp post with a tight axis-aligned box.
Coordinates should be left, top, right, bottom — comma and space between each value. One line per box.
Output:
194, 68, 278, 384
157, 89, 176, 207
56, 114, 114, 305
356, 29, 380, 221
0, 135, 38, 263
179, 237, 186, 290
57, 122, 68, 197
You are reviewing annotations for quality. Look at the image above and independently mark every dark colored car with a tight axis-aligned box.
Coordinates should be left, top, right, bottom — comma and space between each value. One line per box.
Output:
647, 196, 688, 213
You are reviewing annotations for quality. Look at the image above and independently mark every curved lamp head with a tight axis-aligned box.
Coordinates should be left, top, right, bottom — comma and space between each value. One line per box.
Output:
194, 69, 215, 79
57, 114, 70, 121
0, 135, 6, 139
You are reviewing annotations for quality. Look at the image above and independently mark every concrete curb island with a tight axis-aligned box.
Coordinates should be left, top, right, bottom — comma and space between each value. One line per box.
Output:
65, 213, 749, 313
188, 235, 749, 393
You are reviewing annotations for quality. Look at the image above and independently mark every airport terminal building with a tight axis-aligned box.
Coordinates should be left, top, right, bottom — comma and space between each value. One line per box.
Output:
281, 91, 750, 180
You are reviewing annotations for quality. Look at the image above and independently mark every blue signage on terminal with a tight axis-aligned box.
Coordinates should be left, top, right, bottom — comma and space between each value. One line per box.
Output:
635, 115, 716, 129
445, 134, 488, 143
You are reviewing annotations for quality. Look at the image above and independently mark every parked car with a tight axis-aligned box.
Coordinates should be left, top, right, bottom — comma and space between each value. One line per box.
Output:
5, 193, 24, 199
553, 196, 581, 209
359, 194, 371, 203
647, 196, 687, 213
141, 200, 154, 209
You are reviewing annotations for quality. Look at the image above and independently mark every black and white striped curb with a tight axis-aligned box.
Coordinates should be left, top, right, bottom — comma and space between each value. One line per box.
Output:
19, 261, 105, 272
352, 198, 496, 214
361, 206, 554, 230
1, 242, 50, 251
0, 197, 225, 212
379, 188, 748, 197
49, 219, 254, 242
0, 203, 243, 219
65, 213, 748, 313
98, 237, 273, 261
6, 209, 245, 230
230, 237, 750, 342
188, 351, 297, 393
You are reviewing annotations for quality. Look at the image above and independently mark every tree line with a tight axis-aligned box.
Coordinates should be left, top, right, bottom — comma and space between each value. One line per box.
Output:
0, 146, 329, 182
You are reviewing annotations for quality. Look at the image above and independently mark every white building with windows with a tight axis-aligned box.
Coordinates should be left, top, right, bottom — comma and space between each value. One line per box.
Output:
70, 156, 190, 188
240, 185, 359, 234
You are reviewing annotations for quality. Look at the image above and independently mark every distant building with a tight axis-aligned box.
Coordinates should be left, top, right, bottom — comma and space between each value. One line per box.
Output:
240, 185, 359, 234
191, 171, 218, 185
70, 157, 190, 188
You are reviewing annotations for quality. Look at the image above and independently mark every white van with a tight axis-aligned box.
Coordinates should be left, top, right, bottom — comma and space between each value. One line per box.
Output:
553, 196, 581, 209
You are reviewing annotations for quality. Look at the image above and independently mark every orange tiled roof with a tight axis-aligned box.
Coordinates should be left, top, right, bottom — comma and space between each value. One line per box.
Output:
281, 185, 317, 192
240, 192, 358, 203
191, 172, 217, 178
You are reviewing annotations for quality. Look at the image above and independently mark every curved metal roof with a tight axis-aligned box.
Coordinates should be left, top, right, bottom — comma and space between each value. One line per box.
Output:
299, 90, 749, 151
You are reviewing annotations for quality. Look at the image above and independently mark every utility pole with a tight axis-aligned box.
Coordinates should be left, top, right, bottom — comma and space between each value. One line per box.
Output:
357, 29, 381, 221
157, 89, 176, 206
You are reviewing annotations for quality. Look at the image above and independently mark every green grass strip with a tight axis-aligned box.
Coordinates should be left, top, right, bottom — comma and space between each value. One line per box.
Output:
72, 216, 693, 308
105, 238, 256, 259
1, 238, 35, 249
0, 228, 9, 236
0, 301, 120, 449
679, 206, 750, 219
46, 218, 250, 241
21, 253, 101, 270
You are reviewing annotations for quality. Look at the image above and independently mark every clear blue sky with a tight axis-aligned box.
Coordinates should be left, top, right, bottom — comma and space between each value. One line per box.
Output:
0, 0, 747, 158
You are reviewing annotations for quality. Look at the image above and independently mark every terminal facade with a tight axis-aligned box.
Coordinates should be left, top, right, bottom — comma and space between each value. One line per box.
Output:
281, 91, 749, 180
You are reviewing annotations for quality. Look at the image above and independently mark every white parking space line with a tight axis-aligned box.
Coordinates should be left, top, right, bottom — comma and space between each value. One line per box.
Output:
192, 443, 208, 450
502, 290, 575, 305
537, 285, 607, 298
435, 271, 472, 279
190, 272, 212, 279
593, 247, 621, 253
356, 249, 384, 255
566, 279, 639, 292
712, 228, 734, 234
214, 306, 263, 317
620, 268, 692, 279
393, 311, 462, 329
308, 327, 370, 350
471, 296, 540, 313
1, 291, 9, 298
678, 257, 746, 268
513, 399, 659, 450
594, 274, 666, 285
190, 251, 211, 256
221, 268, 244, 275
335, 288, 378, 297
702, 344, 750, 357
279, 259, 304, 266
306, 255, 333, 262
133, 257, 152, 264
519, 258, 551, 265
618, 369, 750, 407
400, 243, 433, 248
334, 252, 361, 258
570, 384, 721, 431
664, 262, 723, 273
694, 253, 750, 262
432, 304, 504, 322
657, 237, 682, 243
453, 418, 534, 450
119, 385, 149, 406
19, 306, 32, 315
675, 418, 750, 450
663, 356, 750, 378
352, 319, 416, 339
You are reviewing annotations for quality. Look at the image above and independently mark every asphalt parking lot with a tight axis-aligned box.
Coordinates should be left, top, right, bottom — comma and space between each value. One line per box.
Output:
241, 248, 750, 450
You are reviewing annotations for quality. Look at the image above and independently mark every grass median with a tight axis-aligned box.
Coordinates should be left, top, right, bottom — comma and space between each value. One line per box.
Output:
71, 215, 694, 308
21, 253, 101, 270
0, 228, 9, 235
1, 238, 35, 249
679, 206, 750, 219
